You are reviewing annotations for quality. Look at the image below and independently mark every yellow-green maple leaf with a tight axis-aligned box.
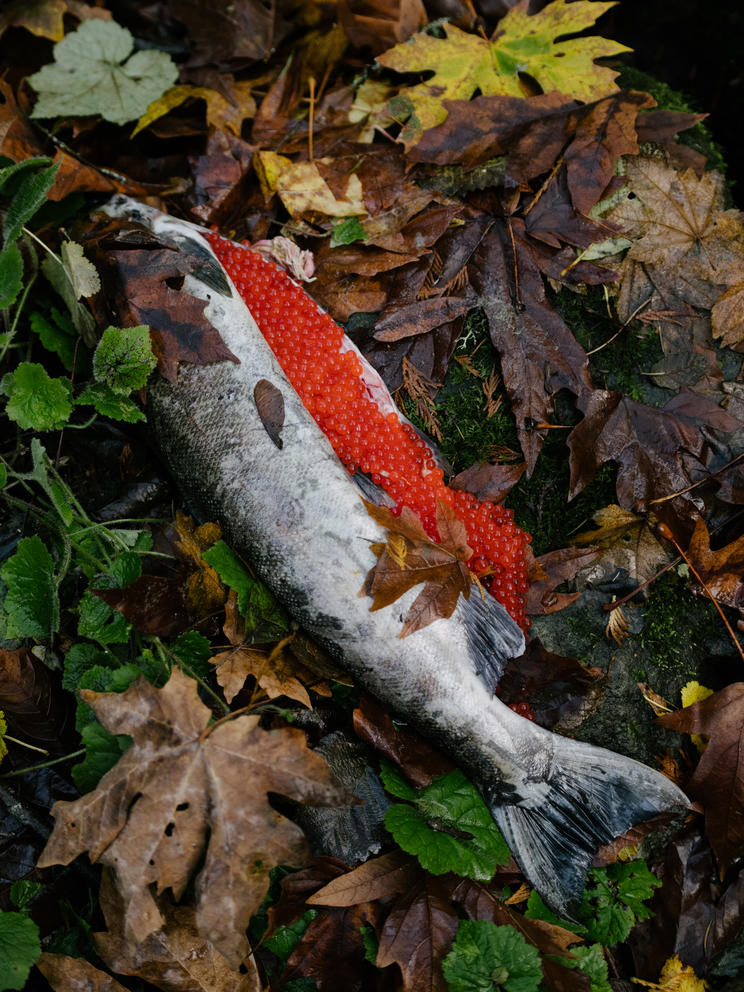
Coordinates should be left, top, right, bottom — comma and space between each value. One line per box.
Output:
378, 0, 629, 146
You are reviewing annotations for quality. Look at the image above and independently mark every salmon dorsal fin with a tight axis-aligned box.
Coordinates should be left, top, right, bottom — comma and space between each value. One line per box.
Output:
459, 590, 525, 692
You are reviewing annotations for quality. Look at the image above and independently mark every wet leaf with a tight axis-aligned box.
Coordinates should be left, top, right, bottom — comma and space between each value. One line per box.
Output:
308, 850, 418, 906
1, 362, 72, 432
0, 912, 41, 991
37, 952, 129, 991
37, 669, 350, 965
684, 516, 744, 611
254, 378, 285, 449
658, 683, 744, 876
378, 0, 628, 146
256, 151, 366, 220
442, 920, 543, 992
571, 504, 672, 587
361, 499, 473, 636
0, 536, 60, 640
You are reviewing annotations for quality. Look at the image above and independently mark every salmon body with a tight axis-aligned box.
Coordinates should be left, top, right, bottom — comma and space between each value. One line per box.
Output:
107, 197, 686, 915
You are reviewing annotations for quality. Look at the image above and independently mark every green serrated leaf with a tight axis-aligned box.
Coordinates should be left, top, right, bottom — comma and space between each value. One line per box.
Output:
202, 540, 290, 642
383, 769, 510, 880
0, 911, 41, 990
41, 251, 97, 342
524, 890, 587, 936
330, 216, 368, 248
172, 630, 213, 681
442, 920, 542, 992
264, 910, 318, 961
92, 325, 156, 394
572, 944, 612, 992
578, 862, 660, 945
77, 590, 131, 646
62, 642, 115, 693
28, 19, 179, 126
0, 536, 59, 640
1, 362, 72, 431
3, 161, 60, 245
0, 157, 53, 194
75, 382, 146, 422
0, 241, 23, 308
72, 720, 131, 793
29, 310, 77, 370
379, 760, 419, 801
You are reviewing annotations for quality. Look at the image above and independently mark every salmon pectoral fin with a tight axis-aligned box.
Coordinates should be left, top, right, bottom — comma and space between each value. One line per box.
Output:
488, 739, 689, 919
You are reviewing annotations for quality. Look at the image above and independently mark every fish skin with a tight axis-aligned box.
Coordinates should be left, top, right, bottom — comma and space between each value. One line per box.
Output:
106, 197, 688, 916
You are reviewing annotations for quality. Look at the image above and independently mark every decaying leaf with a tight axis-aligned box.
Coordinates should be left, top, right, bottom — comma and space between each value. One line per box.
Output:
37, 952, 130, 992
37, 669, 349, 965
360, 498, 473, 637
210, 592, 315, 707
171, 511, 226, 617
307, 850, 418, 907
571, 504, 672, 587
684, 515, 744, 611
658, 683, 744, 876
255, 151, 366, 220
253, 377, 285, 449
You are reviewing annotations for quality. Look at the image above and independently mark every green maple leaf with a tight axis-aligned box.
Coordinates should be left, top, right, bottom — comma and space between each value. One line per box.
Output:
28, 19, 178, 126
378, 0, 629, 145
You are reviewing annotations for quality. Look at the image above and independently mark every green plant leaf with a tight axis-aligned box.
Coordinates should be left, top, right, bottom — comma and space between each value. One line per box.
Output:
571, 944, 612, 992
29, 309, 78, 371
28, 19, 179, 126
62, 642, 115, 693
92, 324, 156, 394
382, 769, 510, 880
41, 242, 99, 341
0, 157, 53, 194
202, 540, 290, 642
578, 861, 661, 945
442, 920, 542, 992
264, 910, 318, 961
0, 911, 41, 991
0, 241, 23, 309
9, 881, 44, 915
75, 382, 146, 422
2, 161, 60, 245
0, 536, 59, 640
330, 217, 367, 247
378, 760, 419, 801
1, 362, 72, 431
77, 590, 131, 646
172, 630, 213, 680
72, 720, 131, 793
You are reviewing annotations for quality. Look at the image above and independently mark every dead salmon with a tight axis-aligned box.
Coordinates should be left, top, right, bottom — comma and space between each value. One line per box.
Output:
105, 197, 687, 917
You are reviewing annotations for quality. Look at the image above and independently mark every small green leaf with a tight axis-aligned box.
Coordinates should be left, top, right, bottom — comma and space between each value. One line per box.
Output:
202, 540, 290, 642
0, 536, 59, 640
92, 325, 156, 393
0, 463, 6, 489
330, 216, 367, 248
0, 241, 23, 308
0, 157, 53, 194
75, 382, 146, 422
72, 720, 130, 793
360, 926, 379, 967
28, 19, 179, 126
379, 760, 419, 801
264, 910, 318, 961
62, 642, 114, 693
172, 630, 213, 681
1, 362, 72, 431
0, 911, 41, 990
3, 161, 60, 245
578, 861, 660, 945
383, 769, 510, 880
9, 881, 44, 914
29, 309, 78, 371
442, 921, 542, 992
572, 944, 612, 992
77, 591, 131, 645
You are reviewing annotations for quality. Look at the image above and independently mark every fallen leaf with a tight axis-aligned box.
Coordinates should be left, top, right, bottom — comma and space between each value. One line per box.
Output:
339, 0, 427, 54
256, 151, 366, 220
165, 0, 290, 67
93, 574, 193, 638
571, 504, 673, 586
37, 669, 349, 966
360, 499, 473, 636
449, 460, 526, 504
188, 128, 256, 225
0, 646, 72, 755
657, 683, 744, 876
378, 0, 628, 147
171, 511, 225, 617
684, 515, 744, 611
525, 546, 600, 616
210, 593, 312, 707
89, 223, 239, 383
376, 873, 460, 992
308, 850, 418, 906
353, 694, 455, 788
37, 952, 129, 991
94, 869, 261, 992
254, 378, 285, 448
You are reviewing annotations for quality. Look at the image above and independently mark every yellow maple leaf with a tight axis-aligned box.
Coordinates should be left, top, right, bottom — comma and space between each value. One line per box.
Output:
255, 151, 366, 220
377, 0, 628, 146
681, 680, 714, 754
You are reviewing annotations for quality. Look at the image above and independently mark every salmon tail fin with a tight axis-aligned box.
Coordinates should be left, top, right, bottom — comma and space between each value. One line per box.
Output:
488, 738, 688, 918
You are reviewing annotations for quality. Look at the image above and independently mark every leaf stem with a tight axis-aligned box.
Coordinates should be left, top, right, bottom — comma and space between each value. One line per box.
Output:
0, 748, 85, 778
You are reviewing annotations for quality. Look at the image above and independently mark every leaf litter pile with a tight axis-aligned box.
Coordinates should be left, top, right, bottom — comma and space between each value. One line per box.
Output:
1, 1, 744, 990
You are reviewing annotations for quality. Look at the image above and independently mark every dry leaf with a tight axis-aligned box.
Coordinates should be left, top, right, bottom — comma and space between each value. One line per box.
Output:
37, 669, 349, 966
307, 850, 417, 906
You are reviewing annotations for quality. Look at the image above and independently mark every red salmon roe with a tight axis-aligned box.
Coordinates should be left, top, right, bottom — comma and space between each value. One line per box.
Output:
207, 234, 531, 630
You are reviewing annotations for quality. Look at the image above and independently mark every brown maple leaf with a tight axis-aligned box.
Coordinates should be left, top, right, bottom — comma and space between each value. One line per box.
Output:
657, 684, 744, 876
360, 498, 473, 637
685, 515, 744, 611
525, 545, 600, 616
210, 592, 315, 707
571, 504, 673, 587
88, 220, 239, 383
37, 669, 349, 966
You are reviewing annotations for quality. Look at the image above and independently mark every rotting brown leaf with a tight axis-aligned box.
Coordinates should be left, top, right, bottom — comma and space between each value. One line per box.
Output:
36, 669, 350, 966
307, 849, 418, 906
684, 515, 744, 611
658, 683, 744, 876
37, 951, 130, 992
571, 504, 672, 587
361, 498, 473, 636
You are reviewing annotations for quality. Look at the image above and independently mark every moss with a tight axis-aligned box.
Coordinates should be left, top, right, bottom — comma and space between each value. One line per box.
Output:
640, 571, 721, 678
